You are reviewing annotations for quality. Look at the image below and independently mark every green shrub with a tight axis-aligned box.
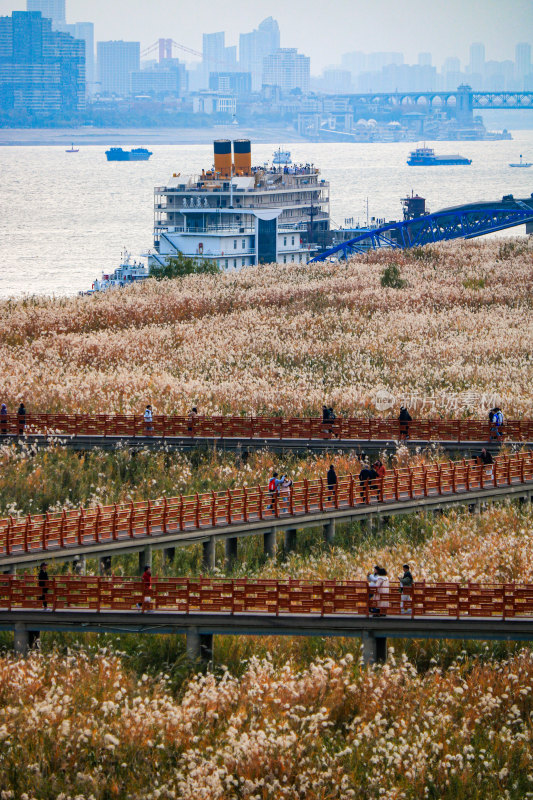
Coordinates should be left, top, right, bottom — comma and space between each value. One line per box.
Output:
380, 263, 407, 288
462, 276, 486, 290
149, 252, 220, 280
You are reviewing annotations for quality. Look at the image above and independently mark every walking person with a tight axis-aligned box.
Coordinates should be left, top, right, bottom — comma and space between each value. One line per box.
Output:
17, 402, 26, 436
399, 406, 412, 440
267, 471, 278, 511
368, 566, 389, 616
492, 407, 504, 440
187, 406, 198, 433
399, 564, 414, 614
143, 404, 153, 435
359, 462, 378, 504
322, 405, 333, 437
0, 403, 7, 436
137, 565, 152, 611
326, 464, 337, 503
38, 561, 49, 610
479, 447, 494, 480
278, 474, 293, 512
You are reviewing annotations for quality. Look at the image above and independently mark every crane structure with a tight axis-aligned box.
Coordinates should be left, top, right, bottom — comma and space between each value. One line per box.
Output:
310, 195, 533, 262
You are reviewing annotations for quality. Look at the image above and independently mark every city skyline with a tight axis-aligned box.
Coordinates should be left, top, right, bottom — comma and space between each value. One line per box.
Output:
1, 0, 532, 72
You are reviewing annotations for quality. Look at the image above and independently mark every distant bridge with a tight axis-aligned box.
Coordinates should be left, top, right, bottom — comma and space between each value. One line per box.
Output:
311, 196, 533, 262
342, 88, 533, 112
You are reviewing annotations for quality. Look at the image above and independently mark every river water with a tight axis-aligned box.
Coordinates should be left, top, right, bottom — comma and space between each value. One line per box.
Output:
1, 132, 532, 298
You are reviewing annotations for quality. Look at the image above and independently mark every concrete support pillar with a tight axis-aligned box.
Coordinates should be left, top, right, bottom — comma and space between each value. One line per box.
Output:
186, 627, 200, 661
225, 537, 238, 571
99, 556, 112, 576
202, 537, 216, 572
469, 499, 481, 514
186, 627, 213, 663
3, 564, 16, 575
364, 517, 374, 536
376, 637, 387, 662
164, 547, 175, 564
73, 555, 86, 575
361, 632, 387, 665
138, 545, 152, 574
14, 623, 29, 656
263, 529, 277, 559
323, 519, 335, 545
284, 528, 297, 554
200, 633, 214, 662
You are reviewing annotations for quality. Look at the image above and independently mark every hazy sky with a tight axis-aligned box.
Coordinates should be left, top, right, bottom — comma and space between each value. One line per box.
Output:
2, 0, 532, 72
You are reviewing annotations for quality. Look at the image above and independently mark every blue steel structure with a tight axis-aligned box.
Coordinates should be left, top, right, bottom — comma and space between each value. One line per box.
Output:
310, 195, 533, 262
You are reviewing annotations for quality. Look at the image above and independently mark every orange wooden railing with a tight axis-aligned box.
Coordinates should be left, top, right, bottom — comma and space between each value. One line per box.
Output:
0, 451, 532, 559
0, 413, 530, 442
1, 575, 533, 619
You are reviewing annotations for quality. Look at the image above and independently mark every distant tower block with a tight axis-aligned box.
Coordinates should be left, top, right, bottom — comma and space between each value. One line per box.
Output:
214, 139, 232, 177
233, 139, 251, 175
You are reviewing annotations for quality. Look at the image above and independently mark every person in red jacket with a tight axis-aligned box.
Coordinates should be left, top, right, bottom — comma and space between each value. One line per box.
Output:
373, 460, 386, 479
137, 565, 152, 611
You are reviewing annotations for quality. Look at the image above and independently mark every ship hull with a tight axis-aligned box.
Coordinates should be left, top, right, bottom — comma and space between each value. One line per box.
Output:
105, 150, 152, 161
408, 157, 472, 166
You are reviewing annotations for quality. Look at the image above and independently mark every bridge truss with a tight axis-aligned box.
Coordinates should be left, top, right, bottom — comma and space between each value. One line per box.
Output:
310, 199, 533, 262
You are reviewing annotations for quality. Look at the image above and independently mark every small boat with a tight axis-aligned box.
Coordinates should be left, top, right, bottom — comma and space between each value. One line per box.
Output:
105, 147, 153, 162
83, 250, 150, 294
407, 146, 472, 166
65, 144, 79, 153
273, 148, 292, 165
509, 154, 532, 168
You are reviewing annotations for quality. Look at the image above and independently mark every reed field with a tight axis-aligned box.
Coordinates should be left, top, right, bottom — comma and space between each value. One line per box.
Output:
0, 238, 531, 417
1, 648, 533, 799
1, 240, 533, 798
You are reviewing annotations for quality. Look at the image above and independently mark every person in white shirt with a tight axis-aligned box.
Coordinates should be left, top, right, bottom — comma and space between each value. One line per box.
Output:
144, 404, 153, 434
368, 566, 389, 616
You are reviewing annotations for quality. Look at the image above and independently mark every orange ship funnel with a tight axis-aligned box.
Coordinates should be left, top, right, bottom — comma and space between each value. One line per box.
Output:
233, 139, 251, 176
214, 139, 232, 177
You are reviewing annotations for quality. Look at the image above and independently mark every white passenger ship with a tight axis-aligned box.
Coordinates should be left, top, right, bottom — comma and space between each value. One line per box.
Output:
148, 139, 330, 270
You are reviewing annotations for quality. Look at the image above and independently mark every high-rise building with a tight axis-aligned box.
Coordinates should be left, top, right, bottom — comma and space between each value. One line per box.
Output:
73, 23, 94, 90
515, 42, 531, 83
263, 48, 310, 93
97, 40, 140, 95
56, 21, 94, 90
322, 68, 352, 93
418, 52, 432, 67
239, 16, 280, 91
0, 10, 84, 114
26, 0, 65, 29
468, 42, 485, 86
442, 57, 462, 90
201, 31, 237, 87
442, 56, 461, 73
366, 52, 403, 71
131, 58, 187, 96
341, 51, 366, 76
208, 71, 251, 95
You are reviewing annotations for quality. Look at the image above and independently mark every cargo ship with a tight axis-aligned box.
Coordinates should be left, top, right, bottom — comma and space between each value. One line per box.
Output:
105, 147, 153, 161
407, 146, 472, 166
147, 139, 330, 271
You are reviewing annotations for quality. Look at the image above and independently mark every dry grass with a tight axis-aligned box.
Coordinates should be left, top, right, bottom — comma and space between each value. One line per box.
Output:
0, 239, 531, 417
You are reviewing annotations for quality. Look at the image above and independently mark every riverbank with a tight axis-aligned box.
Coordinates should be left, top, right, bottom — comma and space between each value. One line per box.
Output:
0, 124, 306, 146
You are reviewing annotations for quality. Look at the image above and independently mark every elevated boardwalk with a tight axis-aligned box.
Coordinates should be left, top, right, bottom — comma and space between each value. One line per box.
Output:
1, 413, 530, 456
3, 576, 533, 662
1, 452, 532, 571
